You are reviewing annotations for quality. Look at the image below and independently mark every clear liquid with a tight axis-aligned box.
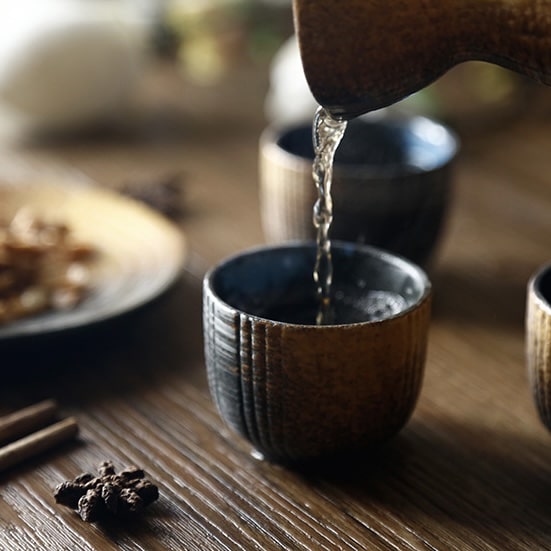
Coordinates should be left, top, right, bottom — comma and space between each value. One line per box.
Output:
312, 107, 348, 325
257, 290, 407, 325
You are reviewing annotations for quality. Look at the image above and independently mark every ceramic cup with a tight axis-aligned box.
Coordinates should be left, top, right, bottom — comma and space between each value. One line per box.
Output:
526, 264, 551, 430
203, 241, 432, 464
259, 114, 458, 267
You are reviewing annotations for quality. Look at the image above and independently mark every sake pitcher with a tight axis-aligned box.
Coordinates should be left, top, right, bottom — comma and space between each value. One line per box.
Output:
293, 0, 551, 119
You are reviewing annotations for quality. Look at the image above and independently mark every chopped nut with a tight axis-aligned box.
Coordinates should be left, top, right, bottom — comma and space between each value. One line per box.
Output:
65, 263, 90, 288
19, 287, 48, 312
0, 208, 98, 325
67, 243, 96, 262
50, 287, 81, 311
0, 271, 16, 293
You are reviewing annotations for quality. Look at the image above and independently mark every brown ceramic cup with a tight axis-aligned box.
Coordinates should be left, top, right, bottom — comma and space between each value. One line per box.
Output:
526, 264, 551, 431
259, 114, 458, 267
203, 241, 432, 464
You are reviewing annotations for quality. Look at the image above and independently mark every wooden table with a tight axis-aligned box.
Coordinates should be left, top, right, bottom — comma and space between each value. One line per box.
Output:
2, 61, 551, 550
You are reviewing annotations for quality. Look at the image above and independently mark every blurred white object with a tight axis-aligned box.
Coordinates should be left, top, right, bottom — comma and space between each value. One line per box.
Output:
0, 0, 156, 136
265, 35, 318, 125
259, 0, 292, 4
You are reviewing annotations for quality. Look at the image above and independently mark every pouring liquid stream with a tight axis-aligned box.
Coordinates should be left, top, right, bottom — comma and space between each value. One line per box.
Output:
311, 108, 408, 326
312, 107, 347, 325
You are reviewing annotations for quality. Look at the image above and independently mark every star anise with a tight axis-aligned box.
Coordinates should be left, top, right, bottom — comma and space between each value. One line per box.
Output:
54, 461, 159, 522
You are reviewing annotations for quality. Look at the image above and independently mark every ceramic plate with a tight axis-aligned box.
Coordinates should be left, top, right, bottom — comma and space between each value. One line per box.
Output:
0, 169, 186, 340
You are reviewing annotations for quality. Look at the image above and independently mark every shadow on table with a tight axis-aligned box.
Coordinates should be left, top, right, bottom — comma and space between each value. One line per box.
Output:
298, 415, 551, 541
0, 269, 206, 408
91, 497, 179, 544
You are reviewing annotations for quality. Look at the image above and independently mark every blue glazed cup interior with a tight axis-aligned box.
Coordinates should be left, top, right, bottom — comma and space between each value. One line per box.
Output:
532, 265, 551, 311
276, 114, 458, 176
208, 241, 430, 326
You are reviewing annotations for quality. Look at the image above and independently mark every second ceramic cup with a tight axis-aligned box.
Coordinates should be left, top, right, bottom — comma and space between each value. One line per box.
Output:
259, 114, 458, 267
526, 264, 551, 432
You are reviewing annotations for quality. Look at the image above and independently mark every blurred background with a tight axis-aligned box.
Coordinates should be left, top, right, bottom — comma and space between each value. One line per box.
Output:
0, 0, 295, 139
0, 0, 545, 143
1, 0, 551, 273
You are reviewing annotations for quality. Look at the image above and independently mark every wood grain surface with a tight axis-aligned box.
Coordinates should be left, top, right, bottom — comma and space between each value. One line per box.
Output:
1, 61, 551, 550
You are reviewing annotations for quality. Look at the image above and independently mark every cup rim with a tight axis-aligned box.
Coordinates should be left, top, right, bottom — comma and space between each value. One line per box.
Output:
204, 241, 432, 328
530, 263, 551, 314
260, 114, 459, 178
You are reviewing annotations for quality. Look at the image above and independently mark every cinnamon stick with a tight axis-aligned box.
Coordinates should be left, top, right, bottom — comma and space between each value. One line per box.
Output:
0, 400, 58, 443
0, 417, 79, 472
